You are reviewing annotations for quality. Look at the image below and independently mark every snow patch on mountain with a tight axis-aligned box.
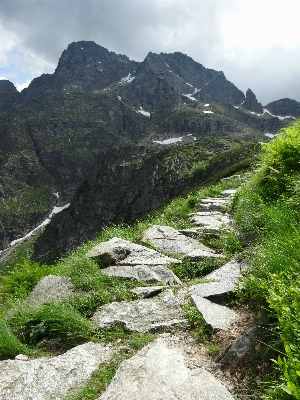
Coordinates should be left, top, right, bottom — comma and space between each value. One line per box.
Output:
9, 203, 70, 247
137, 107, 150, 117
118, 73, 135, 84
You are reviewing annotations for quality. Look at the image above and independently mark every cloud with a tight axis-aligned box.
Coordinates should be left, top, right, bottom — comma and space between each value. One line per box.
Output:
0, 0, 299, 104
16, 79, 32, 92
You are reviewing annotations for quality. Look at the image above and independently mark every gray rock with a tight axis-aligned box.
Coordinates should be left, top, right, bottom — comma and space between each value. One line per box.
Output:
91, 289, 188, 333
27, 275, 77, 307
189, 260, 246, 299
0, 342, 113, 400
221, 189, 237, 197
189, 281, 236, 300
98, 337, 234, 400
178, 228, 201, 239
195, 197, 229, 212
189, 212, 231, 231
141, 225, 213, 256
101, 264, 181, 285
191, 295, 238, 331
183, 249, 223, 261
130, 286, 167, 298
216, 327, 262, 366
204, 259, 247, 282
86, 237, 180, 267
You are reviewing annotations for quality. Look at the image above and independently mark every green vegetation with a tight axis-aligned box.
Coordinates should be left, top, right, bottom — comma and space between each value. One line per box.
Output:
233, 120, 300, 398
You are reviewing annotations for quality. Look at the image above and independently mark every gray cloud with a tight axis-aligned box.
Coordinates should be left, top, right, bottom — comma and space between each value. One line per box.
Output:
0, 0, 299, 104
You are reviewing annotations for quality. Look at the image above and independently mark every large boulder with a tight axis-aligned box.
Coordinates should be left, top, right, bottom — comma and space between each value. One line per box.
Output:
27, 275, 77, 307
98, 337, 234, 399
91, 289, 188, 333
0, 342, 113, 400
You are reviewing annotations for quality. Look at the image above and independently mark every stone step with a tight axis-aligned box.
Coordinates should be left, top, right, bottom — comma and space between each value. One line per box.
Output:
86, 237, 181, 267
91, 289, 188, 333
101, 264, 181, 285
141, 225, 215, 256
130, 286, 168, 298
195, 197, 229, 212
98, 337, 234, 400
189, 212, 232, 232
189, 260, 247, 299
190, 295, 238, 331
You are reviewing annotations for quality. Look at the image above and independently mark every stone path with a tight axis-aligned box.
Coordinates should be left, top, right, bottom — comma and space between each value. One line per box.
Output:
0, 187, 257, 399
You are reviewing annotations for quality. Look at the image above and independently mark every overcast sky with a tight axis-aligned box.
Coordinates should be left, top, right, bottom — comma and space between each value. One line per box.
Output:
0, 0, 299, 105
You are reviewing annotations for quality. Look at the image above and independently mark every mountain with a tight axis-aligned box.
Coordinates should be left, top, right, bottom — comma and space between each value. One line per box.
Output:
0, 40, 296, 251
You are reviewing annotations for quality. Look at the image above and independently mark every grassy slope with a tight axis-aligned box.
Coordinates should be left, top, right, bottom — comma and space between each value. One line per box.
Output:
233, 120, 300, 399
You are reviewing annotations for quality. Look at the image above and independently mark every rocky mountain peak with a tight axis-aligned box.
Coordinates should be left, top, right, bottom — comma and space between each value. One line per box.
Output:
0, 79, 20, 111
242, 88, 263, 114
264, 98, 300, 118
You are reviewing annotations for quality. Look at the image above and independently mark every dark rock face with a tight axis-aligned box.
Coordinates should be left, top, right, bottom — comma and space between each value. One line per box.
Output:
22, 41, 138, 100
264, 98, 300, 118
0, 114, 55, 248
242, 89, 263, 114
0, 80, 20, 112
123, 51, 245, 110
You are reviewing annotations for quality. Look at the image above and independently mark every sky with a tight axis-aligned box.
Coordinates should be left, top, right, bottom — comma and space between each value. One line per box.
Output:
0, 0, 299, 105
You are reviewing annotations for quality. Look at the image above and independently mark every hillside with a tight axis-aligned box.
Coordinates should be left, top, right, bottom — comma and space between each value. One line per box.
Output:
0, 40, 298, 251
0, 120, 299, 398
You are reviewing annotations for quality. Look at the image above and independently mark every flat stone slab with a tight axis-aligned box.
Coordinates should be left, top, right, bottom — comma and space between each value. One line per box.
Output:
0, 342, 113, 400
98, 337, 234, 400
141, 225, 214, 256
205, 259, 247, 282
191, 295, 238, 331
101, 264, 181, 285
189, 281, 236, 300
130, 286, 167, 298
183, 249, 223, 261
221, 189, 237, 197
91, 289, 188, 333
189, 260, 246, 298
196, 198, 229, 212
27, 275, 77, 307
86, 237, 180, 267
189, 212, 231, 231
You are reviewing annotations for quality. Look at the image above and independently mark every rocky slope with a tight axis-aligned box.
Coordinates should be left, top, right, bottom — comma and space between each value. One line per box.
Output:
0, 40, 296, 250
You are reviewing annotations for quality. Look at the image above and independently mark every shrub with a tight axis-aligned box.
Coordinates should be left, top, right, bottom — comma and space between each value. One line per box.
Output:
8, 301, 94, 350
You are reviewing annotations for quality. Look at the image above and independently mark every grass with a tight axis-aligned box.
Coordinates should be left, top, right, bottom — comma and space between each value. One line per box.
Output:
232, 120, 300, 398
